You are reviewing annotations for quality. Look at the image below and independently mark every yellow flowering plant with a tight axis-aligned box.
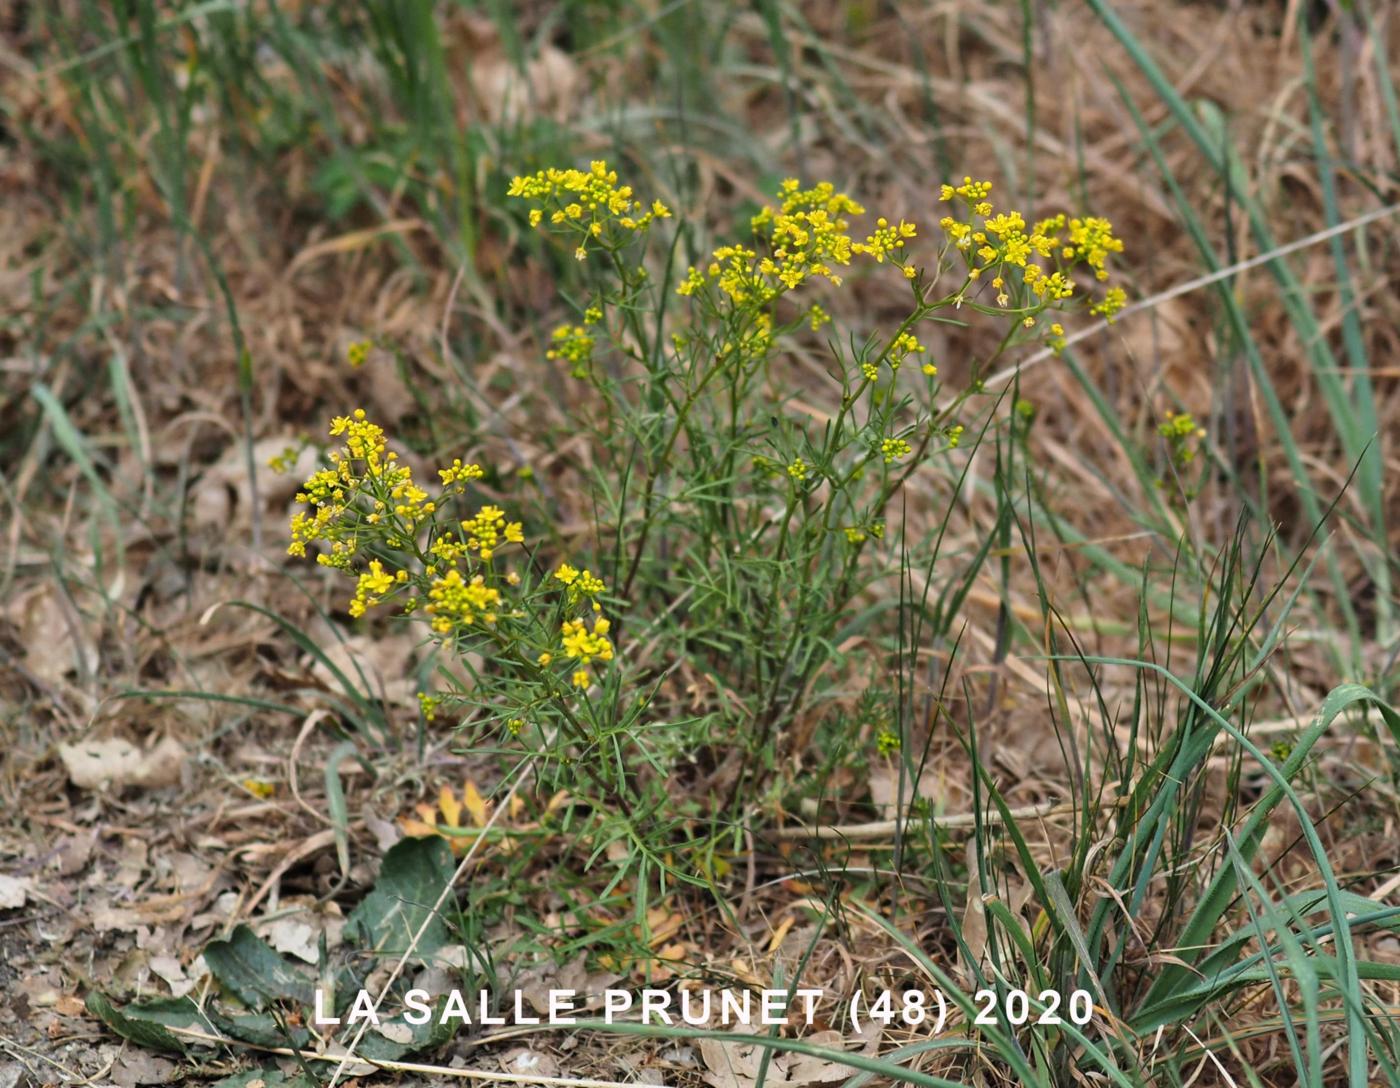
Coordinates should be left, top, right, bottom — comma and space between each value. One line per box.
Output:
288, 160, 1126, 880
286, 407, 622, 775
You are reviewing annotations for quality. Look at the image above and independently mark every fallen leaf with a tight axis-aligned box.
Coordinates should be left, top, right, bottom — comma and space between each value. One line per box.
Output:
456, 17, 578, 125
5, 584, 97, 686
868, 761, 963, 818
54, 994, 86, 1017
0, 875, 31, 909
264, 916, 319, 964
58, 736, 186, 791
699, 1023, 881, 1088
304, 632, 417, 707
462, 779, 488, 827
502, 1049, 559, 1078
194, 435, 318, 529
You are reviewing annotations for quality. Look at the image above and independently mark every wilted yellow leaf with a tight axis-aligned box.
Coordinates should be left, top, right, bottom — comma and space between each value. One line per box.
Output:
439, 784, 462, 828
767, 914, 796, 952
462, 779, 488, 827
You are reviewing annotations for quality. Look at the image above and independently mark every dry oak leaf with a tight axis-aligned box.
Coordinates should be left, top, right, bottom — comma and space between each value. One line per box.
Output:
0, 875, 31, 909
699, 1023, 882, 1088
6, 583, 97, 687
58, 735, 186, 790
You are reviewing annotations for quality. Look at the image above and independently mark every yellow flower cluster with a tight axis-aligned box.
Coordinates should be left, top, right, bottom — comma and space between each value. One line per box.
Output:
289, 411, 621, 701
508, 161, 671, 260
939, 177, 993, 204
1091, 286, 1128, 321
678, 179, 913, 307
267, 443, 303, 474
546, 323, 595, 378
561, 616, 614, 688
863, 329, 925, 381
937, 178, 1124, 318
889, 332, 924, 370
554, 564, 606, 606
880, 437, 912, 464
346, 339, 372, 368
1065, 217, 1124, 280
288, 410, 435, 565
439, 459, 485, 488
426, 569, 503, 633
853, 216, 918, 277
460, 504, 524, 561
1158, 410, 1206, 469
349, 559, 406, 618
843, 521, 885, 545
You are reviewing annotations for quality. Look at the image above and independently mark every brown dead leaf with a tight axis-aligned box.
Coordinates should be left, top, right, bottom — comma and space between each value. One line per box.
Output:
5, 583, 97, 687
53, 994, 86, 1017
193, 435, 317, 530
699, 1023, 882, 1088
58, 735, 186, 791
501, 1049, 560, 1079
868, 758, 969, 818
958, 845, 989, 984
0, 875, 31, 909
305, 632, 417, 707
456, 17, 578, 125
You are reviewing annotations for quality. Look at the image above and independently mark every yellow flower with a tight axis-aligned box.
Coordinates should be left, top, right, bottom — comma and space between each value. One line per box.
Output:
267, 444, 301, 474
506, 160, 671, 257
425, 570, 502, 632
561, 616, 614, 665
554, 565, 605, 602
880, 437, 912, 464
852, 216, 917, 263
1091, 286, 1127, 321
460, 505, 520, 558
1065, 216, 1124, 277
889, 331, 924, 367
439, 459, 485, 487
288, 411, 433, 565
348, 559, 397, 617
346, 339, 372, 368
546, 324, 595, 378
